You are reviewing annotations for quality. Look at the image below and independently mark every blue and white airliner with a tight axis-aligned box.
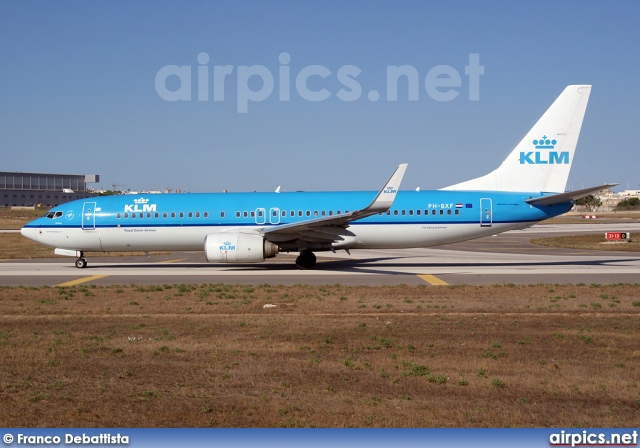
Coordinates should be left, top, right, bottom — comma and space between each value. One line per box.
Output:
21, 85, 611, 269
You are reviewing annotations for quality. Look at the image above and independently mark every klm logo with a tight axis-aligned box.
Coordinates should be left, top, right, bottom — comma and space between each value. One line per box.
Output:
219, 241, 236, 251
519, 135, 569, 165
124, 197, 157, 213
384, 186, 397, 194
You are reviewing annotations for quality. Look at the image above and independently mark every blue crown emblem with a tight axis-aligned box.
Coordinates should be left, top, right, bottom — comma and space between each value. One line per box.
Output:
133, 197, 149, 204
532, 135, 557, 149
223, 241, 232, 246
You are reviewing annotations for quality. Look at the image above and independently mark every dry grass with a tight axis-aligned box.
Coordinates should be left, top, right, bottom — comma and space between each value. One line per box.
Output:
544, 212, 640, 224
0, 208, 47, 229
0, 283, 638, 427
531, 234, 640, 252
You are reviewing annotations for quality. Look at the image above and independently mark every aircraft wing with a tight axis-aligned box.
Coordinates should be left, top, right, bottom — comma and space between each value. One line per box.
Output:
262, 164, 407, 243
525, 183, 617, 206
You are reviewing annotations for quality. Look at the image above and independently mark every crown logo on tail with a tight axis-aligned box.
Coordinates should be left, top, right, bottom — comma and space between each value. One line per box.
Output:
533, 135, 557, 149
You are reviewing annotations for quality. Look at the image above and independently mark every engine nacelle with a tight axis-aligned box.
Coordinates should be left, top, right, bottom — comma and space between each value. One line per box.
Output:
204, 232, 279, 263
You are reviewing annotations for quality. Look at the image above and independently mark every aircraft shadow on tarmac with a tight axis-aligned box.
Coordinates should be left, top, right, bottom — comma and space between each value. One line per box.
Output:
75, 255, 639, 277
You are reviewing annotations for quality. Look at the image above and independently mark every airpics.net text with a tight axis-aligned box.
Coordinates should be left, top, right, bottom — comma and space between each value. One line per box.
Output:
155, 52, 484, 113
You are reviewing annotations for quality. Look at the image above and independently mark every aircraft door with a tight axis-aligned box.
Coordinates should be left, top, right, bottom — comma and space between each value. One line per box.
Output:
480, 198, 492, 227
269, 208, 280, 224
255, 208, 266, 225
82, 202, 97, 230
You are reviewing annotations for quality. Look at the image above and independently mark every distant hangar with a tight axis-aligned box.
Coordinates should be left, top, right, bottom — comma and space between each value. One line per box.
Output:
0, 172, 99, 207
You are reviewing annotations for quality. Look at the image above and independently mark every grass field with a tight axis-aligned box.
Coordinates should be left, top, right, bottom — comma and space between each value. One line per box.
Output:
1, 208, 639, 427
0, 283, 639, 427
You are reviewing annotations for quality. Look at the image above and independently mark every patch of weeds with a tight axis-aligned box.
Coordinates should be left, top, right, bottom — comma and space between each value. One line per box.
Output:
476, 369, 488, 378
364, 396, 382, 406
591, 302, 602, 309
580, 335, 593, 344
323, 336, 336, 344
458, 379, 469, 386
491, 379, 505, 388
28, 393, 47, 402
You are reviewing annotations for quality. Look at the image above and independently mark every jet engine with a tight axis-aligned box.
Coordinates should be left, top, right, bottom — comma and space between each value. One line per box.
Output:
204, 232, 279, 263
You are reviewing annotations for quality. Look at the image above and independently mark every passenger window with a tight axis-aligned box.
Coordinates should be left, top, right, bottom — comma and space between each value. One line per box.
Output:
131, 213, 136, 219
179, 212, 184, 218
298, 211, 303, 217
455, 209, 459, 215
314, 211, 318, 216
409, 210, 413, 216
322, 211, 326, 216
329, 211, 334, 216
273, 210, 278, 217
243, 211, 248, 218
163, 212, 168, 218
235, 212, 240, 218
124, 213, 129, 218
117, 213, 121, 219
447, 210, 451, 215
204, 212, 209, 218
431, 210, 436, 215
401, 210, 406, 216
337, 210, 341, 215
394, 210, 398, 216
147, 213, 151, 218
417, 210, 421, 215
306, 211, 311, 217
439, 210, 444, 215
290, 211, 295, 217
171, 212, 176, 218
195, 212, 200, 218
154, 213, 159, 218
188, 212, 193, 218
386, 210, 390, 215
282, 210, 286, 217
250, 211, 255, 217
219, 212, 224, 218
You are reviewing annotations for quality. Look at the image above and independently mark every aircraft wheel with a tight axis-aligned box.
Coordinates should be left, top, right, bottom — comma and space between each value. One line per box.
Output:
75, 258, 88, 269
295, 251, 316, 270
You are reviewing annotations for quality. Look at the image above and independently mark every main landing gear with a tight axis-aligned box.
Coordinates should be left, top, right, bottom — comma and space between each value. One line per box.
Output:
295, 250, 316, 270
75, 254, 88, 269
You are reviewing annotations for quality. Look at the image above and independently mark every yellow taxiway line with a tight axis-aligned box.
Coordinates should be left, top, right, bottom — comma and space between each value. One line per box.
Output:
56, 275, 108, 287
417, 274, 449, 285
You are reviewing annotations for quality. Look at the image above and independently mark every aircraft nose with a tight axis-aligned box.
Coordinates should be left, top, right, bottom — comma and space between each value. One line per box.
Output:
21, 226, 38, 242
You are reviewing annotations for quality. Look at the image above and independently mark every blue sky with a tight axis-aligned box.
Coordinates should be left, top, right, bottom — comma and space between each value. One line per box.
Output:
1, 1, 639, 193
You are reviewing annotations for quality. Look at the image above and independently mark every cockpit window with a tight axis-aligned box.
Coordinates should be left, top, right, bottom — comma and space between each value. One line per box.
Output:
45, 211, 63, 219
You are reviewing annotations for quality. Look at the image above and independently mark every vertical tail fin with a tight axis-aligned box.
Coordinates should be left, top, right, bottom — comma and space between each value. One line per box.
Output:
442, 85, 591, 193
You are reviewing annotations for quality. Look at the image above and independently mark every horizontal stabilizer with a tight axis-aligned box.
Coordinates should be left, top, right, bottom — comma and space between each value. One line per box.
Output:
526, 183, 617, 206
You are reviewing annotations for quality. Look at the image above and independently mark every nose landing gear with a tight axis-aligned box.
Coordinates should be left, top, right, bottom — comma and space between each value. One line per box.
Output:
75, 255, 88, 269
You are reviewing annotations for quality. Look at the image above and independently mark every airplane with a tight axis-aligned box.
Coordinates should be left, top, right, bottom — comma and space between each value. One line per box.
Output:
21, 85, 613, 270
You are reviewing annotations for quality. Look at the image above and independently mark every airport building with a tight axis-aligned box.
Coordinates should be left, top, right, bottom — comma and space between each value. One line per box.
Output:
0, 172, 99, 207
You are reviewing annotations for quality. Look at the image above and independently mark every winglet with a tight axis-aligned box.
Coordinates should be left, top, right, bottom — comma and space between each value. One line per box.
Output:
359, 163, 408, 214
